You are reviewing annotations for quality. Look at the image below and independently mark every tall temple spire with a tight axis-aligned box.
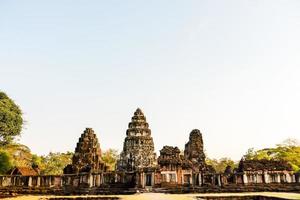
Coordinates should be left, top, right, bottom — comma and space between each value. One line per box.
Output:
117, 108, 156, 171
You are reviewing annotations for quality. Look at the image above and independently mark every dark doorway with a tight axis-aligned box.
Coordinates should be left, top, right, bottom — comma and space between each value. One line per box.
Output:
146, 174, 152, 186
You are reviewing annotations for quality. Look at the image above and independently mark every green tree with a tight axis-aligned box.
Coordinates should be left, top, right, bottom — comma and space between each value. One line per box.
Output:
243, 147, 272, 160
2, 143, 33, 167
206, 157, 237, 173
0, 91, 23, 145
38, 152, 73, 175
0, 150, 12, 174
243, 138, 300, 172
102, 148, 118, 171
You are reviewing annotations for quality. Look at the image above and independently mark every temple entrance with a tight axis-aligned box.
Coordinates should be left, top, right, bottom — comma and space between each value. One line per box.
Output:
146, 174, 152, 186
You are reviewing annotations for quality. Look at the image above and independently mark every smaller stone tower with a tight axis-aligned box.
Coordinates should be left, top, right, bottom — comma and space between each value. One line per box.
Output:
184, 129, 206, 171
64, 128, 106, 174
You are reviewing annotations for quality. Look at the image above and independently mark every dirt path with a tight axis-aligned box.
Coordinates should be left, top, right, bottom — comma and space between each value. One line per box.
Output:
6, 192, 300, 200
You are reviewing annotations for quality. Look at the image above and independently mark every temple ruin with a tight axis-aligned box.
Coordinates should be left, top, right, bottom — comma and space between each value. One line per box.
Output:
0, 108, 299, 195
63, 128, 107, 174
184, 129, 206, 171
117, 108, 156, 171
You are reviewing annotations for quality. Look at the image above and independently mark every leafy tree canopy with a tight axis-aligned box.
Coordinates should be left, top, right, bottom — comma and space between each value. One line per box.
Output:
35, 152, 73, 175
0, 150, 12, 174
0, 142, 73, 175
0, 91, 23, 145
0, 142, 33, 174
243, 138, 300, 172
206, 157, 237, 173
1, 143, 32, 167
102, 148, 118, 171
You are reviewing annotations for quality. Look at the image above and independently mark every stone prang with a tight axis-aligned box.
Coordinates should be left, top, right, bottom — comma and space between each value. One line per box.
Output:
184, 129, 206, 171
64, 128, 106, 174
117, 108, 156, 171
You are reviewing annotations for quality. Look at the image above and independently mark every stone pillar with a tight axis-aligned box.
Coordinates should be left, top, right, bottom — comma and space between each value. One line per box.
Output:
60, 176, 63, 187
181, 173, 183, 184
100, 173, 104, 184
276, 174, 281, 183
254, 174, 257, 183
291, 174, 296, 183
151, 173, 154, 186
264, 172, 269, 183
96, 174, 101, 187
138, 173, 141, 187
243, 173, 248, 184
217, 174, 221, 187
48, 176, 52, 186
198, 173, 202, 186
28, 177, 32, 187
297, 174, 300, 183
286, 173, 291, 183
12, 176, 15, 186
234, 174, 238, 184
8, 177, 12, 186
2, 177, 7, 187
212, 175, 215, 185
141, 172, 145, 188
89, 174, 93, 187
37, 176, 41, 187
45, 176, 49, 187
166, 173, 170, 183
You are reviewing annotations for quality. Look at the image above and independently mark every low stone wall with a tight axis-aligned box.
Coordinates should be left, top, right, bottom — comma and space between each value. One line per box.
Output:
0, 172, 299, 195
154, 183, 300, 194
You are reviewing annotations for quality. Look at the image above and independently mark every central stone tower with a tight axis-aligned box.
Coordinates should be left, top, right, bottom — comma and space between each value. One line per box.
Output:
117, 108, 156, 171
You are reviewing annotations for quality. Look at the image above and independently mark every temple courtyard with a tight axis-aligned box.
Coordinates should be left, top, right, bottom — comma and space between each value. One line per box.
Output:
8, 192, 300, 200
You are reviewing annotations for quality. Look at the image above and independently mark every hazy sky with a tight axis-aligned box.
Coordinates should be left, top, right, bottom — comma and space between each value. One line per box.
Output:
1, 1, 300, 160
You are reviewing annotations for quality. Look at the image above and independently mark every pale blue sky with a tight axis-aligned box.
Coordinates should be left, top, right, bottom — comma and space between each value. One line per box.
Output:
1, 1, 300, 160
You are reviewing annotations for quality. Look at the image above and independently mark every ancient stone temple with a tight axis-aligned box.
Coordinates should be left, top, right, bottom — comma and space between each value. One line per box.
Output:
64, 128, 106, 174
184, 129, 206, 171
1, 111, 300, 195
117, 108, 157, 171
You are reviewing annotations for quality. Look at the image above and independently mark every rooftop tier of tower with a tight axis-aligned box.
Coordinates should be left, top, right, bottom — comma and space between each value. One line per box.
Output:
126, 108, 151, 137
